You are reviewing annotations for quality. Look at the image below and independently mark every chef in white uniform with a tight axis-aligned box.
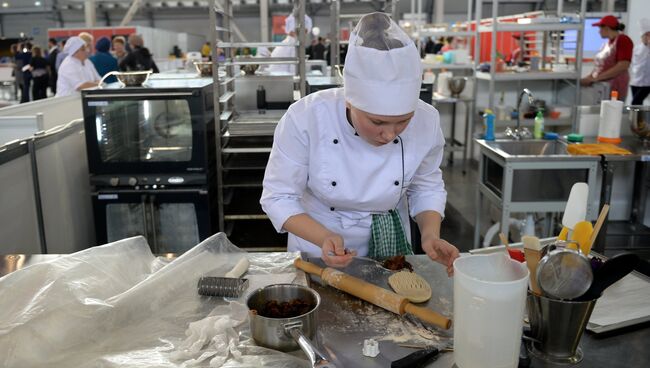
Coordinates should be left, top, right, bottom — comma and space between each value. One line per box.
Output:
267, 12, 312, 75
261, 13, 459, 273
56, 36, 100, 97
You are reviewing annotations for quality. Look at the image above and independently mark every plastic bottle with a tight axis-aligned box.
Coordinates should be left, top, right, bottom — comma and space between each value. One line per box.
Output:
483, 109, 495, 141
534, 110, 544, 139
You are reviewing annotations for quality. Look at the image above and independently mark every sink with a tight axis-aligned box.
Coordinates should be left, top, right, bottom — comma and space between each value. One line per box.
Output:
473, 139, 600, 248
477, 139, 598, 162
489, 140, 568, 156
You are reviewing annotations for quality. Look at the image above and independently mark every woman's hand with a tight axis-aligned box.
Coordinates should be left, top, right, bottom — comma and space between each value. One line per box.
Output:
422, 236, 459, 277
321, 233, 356, 268
580, 75, 596, 86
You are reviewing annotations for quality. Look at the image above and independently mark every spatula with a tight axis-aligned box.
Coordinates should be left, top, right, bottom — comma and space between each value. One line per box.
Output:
577, 253, 640, 301
570, 221, 594, 254
558, 183, 589, 240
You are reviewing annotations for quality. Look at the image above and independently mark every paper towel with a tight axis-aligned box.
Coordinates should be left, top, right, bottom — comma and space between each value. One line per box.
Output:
437, 72, 452, 97
598, 99, 624, 142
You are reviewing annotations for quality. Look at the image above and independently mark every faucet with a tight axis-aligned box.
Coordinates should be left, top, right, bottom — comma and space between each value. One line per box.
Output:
506, 88, 534, 140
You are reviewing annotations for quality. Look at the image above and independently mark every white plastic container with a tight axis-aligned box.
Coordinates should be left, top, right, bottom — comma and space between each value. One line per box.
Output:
453, 253, 530, 368
597, 91, 624, 144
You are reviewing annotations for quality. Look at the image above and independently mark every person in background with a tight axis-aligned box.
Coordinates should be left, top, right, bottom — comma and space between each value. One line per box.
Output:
16, 42, 32, 103
630, 18, 650, 105
268, 11, 312, 74
201, 42, 211, 58
55, 39, 68, 71
119, 33, 159, 73
581, 15, 633, 101
47, 38, 59, 95
312, 37, 326, 60
440, 37, 456, 52
112, 36, 128, 64
89, 37, 118, 84
56, 36, 100, 97
78, 32, 94, 54
505, 33, 524, 66
11, 44, 23, 101
424, 37, 436, 54
28, 46, 49, 100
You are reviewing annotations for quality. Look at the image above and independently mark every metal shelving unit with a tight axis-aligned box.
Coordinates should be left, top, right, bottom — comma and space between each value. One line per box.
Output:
209, 0, 307, 249
472, 0, 587, 113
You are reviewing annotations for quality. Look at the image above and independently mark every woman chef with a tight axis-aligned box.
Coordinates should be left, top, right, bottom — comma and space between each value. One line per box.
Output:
581, 15, 633, 101
261, 13, 459, 274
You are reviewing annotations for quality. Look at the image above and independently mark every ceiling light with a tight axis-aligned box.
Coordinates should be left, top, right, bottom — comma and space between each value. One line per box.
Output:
35, 1, 41, 6
2, 2, 9, 8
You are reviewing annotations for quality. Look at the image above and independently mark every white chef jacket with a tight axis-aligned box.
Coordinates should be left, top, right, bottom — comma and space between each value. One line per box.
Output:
260, 88, 447, 256
268, 35, 296, 75
55, 56, 101, 97
631, 43, 650, 87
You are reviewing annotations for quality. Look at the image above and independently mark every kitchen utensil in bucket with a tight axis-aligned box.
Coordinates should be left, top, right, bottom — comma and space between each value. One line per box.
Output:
197, 257, 249, 298
536, 247, 593, 300
247, 284, 336, 368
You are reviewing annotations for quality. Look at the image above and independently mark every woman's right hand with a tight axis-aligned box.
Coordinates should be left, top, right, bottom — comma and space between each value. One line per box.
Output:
321, 233, 356, 268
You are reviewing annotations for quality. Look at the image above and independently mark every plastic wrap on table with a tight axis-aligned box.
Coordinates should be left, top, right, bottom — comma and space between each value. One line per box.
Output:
0, 233, 306, 368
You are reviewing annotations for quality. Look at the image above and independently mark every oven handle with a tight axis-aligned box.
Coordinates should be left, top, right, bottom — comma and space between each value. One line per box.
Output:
140, 194, 150, 248
149, 195, 159, 254
85, 92, 194, 98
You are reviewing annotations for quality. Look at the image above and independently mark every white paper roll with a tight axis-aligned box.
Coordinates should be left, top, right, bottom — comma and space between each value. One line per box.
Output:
437, 72, 452, 97
598, 99, 624, 140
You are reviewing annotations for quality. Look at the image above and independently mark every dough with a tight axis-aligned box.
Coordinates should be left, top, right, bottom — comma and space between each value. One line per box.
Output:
388, 271, 432, 303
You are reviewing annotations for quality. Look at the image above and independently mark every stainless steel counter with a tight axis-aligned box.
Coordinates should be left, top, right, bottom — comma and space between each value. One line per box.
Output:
2, 253, 649, 367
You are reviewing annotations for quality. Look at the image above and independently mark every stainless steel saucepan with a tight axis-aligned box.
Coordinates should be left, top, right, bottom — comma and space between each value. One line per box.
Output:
247, 284, 337, 368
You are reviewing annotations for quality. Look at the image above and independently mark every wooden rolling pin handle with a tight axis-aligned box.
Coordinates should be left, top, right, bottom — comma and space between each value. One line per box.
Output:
404, 303, 452, 330
294, 258, 325, 277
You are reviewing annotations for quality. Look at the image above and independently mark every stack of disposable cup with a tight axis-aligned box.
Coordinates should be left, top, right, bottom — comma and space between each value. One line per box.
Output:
437, 72, 452, 97
597, 92, 624, 144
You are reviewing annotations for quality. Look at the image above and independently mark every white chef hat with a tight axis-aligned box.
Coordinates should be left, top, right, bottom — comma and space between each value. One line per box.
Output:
284, 13, 313, 34
63, 36, 86, 56
640, 18, 650, 34
343, 12, 422, 116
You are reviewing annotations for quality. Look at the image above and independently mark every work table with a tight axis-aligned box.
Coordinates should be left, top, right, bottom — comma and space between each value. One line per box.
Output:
2, 250, 649, 367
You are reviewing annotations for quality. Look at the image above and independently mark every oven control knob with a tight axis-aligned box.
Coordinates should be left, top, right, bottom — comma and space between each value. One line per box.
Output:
109, 177, 120, 187
128, 177, 138, 186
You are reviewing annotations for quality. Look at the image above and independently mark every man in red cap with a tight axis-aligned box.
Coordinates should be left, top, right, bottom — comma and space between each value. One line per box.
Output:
581, 15, 633, 101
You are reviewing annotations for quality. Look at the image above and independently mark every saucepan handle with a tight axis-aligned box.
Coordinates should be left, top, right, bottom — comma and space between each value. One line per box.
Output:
284, 322, 337, 368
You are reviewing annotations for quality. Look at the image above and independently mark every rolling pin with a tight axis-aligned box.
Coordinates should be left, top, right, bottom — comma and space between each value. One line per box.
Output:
294, 258, 451, 330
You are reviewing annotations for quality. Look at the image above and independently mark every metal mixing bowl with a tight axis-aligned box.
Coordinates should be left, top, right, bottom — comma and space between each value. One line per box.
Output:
194, 61, 212, 77
627, 105, 650, 140
448, 76, 467, 97
115, 70, 152, 87
241, 64, 259, 75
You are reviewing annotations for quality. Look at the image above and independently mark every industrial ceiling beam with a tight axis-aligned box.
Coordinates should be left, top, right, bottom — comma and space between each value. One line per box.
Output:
120, 0, 143, 26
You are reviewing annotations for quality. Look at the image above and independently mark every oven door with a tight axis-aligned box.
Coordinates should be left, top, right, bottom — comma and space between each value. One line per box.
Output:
83, 92, 209, 175
93, 188, 213, 254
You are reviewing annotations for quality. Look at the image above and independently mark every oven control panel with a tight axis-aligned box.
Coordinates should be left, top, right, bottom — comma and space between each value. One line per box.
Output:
91, 174, 206, 189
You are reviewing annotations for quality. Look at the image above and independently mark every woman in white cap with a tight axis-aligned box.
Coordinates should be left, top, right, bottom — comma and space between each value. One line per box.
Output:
630, 18, 650, 105
268, 11, 312, 75
56, 36, 100, 97
261, 13, 459, 273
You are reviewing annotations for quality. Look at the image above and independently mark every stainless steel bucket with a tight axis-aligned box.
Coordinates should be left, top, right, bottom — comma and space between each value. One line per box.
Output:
627, 105, 650, 140
247, 284, 336, 368
526, 292, 597, 365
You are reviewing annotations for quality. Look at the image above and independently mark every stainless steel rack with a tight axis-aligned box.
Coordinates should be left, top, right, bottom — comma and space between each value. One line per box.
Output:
209, 0, 307, 250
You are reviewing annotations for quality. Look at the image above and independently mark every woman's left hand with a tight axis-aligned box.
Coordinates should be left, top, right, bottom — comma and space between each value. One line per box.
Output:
421, 237, 459, 277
